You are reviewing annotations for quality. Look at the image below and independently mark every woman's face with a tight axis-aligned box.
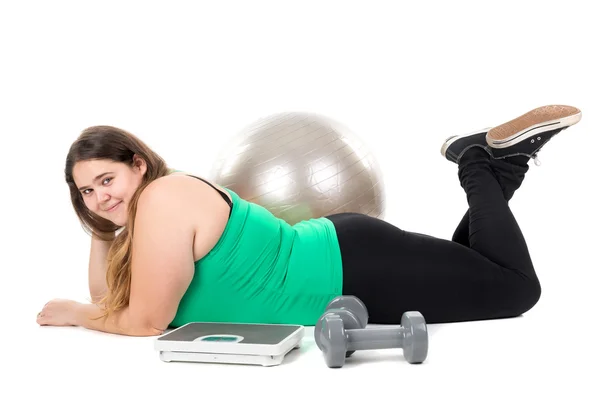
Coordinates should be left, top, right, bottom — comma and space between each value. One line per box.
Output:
73, 157, 147, 226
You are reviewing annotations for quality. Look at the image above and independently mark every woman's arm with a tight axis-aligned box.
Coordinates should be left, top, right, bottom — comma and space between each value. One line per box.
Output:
88, 234, 114, 302
74, 178, 197, 335
73, 303, 164, 336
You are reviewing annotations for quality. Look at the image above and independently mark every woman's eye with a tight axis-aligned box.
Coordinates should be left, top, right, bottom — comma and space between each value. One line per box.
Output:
81, 177, 112, 195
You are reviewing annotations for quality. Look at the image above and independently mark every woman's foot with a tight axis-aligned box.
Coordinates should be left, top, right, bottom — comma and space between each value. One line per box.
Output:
486, 105, 582, 165
440, 128, 493, 164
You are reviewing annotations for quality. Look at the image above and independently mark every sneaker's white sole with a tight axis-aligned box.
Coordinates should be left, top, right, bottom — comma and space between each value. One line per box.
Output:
486, 105, 582, 149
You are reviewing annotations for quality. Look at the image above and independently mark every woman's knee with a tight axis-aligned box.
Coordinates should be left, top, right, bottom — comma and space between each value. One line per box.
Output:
523, 277, 542, 313
506, 274, 542, 317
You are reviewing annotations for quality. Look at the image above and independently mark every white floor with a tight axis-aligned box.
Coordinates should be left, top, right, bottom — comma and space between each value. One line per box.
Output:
11, 302, 598, 399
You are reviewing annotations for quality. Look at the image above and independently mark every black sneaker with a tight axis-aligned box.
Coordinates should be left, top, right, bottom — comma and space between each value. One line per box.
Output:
486, 105, 582, 165
440, 128, 493, 164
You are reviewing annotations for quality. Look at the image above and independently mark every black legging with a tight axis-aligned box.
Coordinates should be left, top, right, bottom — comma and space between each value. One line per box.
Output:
325, 147, 542, 324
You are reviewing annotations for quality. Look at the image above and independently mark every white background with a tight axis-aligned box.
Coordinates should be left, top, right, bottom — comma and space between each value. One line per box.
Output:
1, 1, 599, 399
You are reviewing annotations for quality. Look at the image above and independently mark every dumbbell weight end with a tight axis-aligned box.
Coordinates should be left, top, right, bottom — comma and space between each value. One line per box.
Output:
317, 314, 348, 368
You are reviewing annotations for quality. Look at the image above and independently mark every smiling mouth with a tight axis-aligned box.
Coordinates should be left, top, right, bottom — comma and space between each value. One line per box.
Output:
105, 202, 121, 212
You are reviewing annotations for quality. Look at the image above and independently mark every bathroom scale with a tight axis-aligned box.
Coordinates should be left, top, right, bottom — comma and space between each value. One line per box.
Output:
154, 322, 305, 366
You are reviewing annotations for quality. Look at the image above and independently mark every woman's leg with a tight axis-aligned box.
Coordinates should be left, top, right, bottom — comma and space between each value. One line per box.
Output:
451, 154, 530, 247
326, 147, 541, 324
448, 104, 580, 247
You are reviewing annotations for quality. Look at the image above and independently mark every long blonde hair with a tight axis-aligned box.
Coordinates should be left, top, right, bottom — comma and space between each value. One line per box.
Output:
64, 125, 171, 318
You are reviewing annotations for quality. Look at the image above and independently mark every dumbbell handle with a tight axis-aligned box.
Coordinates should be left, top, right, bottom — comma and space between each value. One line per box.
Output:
345, 327, 405, 351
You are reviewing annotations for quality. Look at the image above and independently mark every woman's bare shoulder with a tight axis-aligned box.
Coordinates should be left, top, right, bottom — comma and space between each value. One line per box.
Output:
162, 171, 232, 203
142, 173, 211, 205
147, 172, 231, 260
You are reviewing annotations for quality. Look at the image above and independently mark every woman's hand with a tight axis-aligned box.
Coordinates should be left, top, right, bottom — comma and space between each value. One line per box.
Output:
36, 299, 80, 327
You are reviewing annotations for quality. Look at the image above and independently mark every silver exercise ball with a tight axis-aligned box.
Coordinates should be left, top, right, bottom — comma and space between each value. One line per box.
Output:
209, 112, 386, 225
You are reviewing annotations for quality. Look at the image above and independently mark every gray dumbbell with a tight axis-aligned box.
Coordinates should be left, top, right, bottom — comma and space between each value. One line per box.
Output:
315, 310, 429, 368
314, 296, 369, 357
326, 295, 369, 327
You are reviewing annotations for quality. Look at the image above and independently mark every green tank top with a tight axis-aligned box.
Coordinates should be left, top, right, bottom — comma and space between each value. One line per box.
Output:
169, 187, 344, 327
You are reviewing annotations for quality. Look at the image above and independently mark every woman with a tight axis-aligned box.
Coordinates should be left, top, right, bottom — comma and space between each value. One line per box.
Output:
36, 105, 582, 337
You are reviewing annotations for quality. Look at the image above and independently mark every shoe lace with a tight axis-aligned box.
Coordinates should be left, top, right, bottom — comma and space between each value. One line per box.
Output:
532, 153, 542, 166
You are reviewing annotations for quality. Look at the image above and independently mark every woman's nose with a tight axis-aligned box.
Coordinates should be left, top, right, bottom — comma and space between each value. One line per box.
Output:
96, 189, 111, 203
